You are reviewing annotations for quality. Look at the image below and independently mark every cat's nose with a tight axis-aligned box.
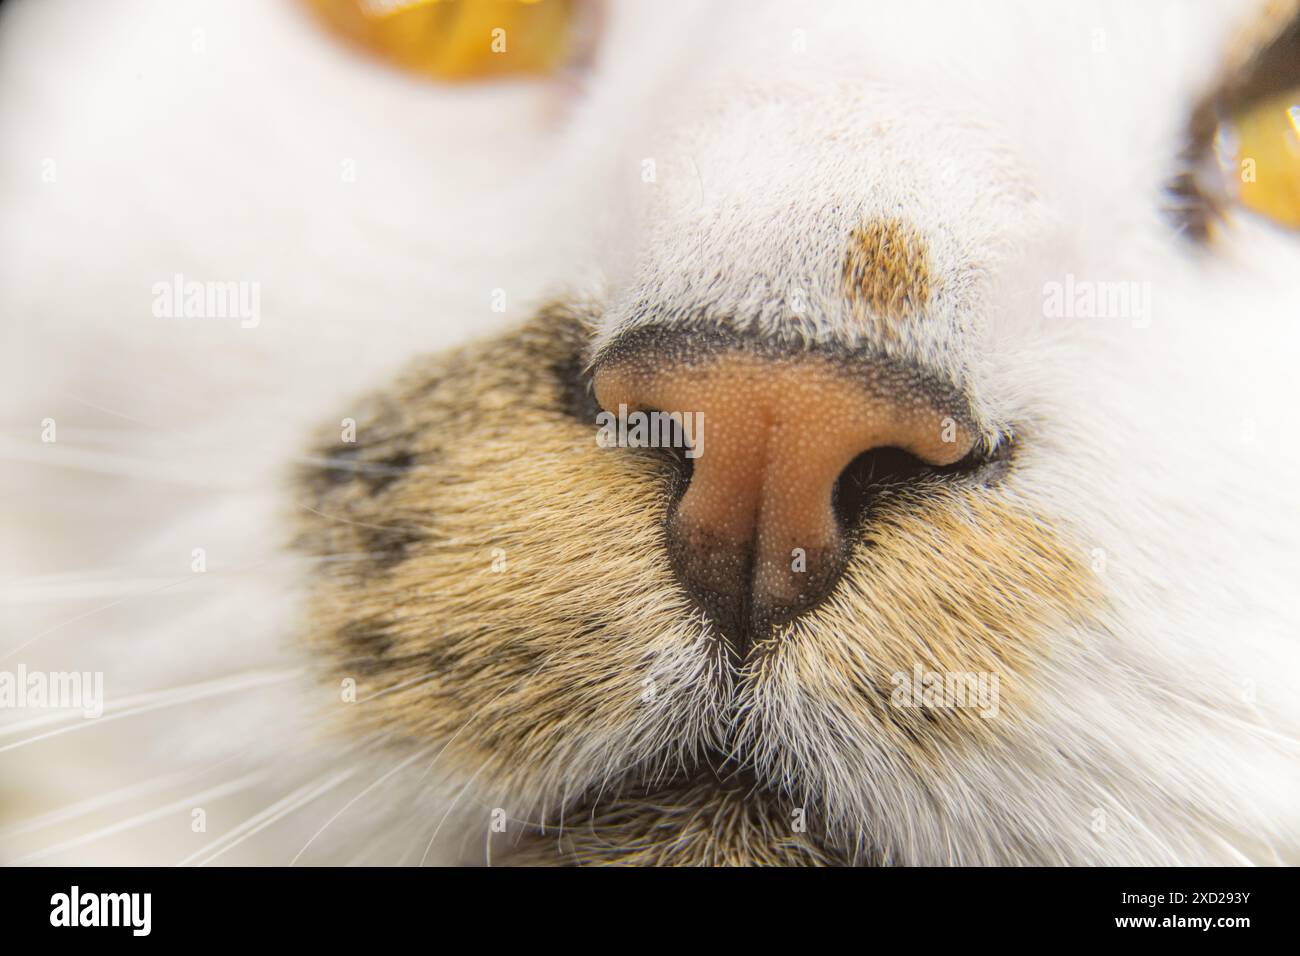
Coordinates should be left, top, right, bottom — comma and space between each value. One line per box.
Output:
593, 332, 976, 655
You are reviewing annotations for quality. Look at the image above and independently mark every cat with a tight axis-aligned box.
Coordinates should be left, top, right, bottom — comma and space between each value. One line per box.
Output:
2, 0, 1298, 865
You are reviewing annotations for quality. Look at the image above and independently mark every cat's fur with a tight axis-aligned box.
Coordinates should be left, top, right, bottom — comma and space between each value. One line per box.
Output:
2, 0, 1298, 865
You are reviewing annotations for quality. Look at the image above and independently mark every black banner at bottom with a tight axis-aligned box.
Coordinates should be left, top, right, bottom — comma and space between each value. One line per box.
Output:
0, 866, 1285, 942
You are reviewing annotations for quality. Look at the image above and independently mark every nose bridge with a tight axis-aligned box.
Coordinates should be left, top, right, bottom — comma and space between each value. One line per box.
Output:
597, 73, 1029, 393
593, 335, 975, 651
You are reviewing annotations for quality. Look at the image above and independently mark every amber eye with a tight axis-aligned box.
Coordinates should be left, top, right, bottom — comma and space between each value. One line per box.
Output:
1207, 89, 1300, 230
303, 0, 579, 80
1172, 5, 1300, 238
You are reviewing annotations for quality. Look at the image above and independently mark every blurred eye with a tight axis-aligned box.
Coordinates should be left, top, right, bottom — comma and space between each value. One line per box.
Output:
1170, 5, 1300, 239
303, 0, 586, 80
1205, 90, 1300, 230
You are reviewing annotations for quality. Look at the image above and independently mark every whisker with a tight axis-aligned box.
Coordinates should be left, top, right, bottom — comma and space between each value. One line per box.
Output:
14, 771, 269, 864
62, 393, 167, 430
180, 768, 359, 867
0, 553, 376, 605
0, 550, 310, 658
288, 747, 432, 866
420, 760, 487, 867
0, 440, 255, 488
0, 669, 305, 752
400, 647, 578, 864
0, 576, 198, 662
0, 576, 205, 604
0, 760, 243, 839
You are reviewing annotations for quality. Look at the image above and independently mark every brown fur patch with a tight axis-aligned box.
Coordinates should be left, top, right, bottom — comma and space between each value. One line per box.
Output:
743, 483, 1103, 762
841, 218, 933, 335
503, 776, 866, 866
293, 305, 726, 816
293, 306, 1106, 864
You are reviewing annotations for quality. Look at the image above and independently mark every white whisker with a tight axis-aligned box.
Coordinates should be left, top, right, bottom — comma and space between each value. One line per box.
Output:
0, 669, 305, 752
180, 768, 359, 867
0, 576, 198, 662
61, 393, 166, 430
420, 760, 487, 867
0, 576, 202, 603
288, 747, 431, 866
14, 771, 269, 864
0, 440, 255, 488
0, 554, 368, 605
0, 763, 233, 839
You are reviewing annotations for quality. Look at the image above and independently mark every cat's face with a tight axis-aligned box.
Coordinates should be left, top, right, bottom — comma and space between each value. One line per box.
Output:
293, 0, 1300, 864
3, 0, 1297, 866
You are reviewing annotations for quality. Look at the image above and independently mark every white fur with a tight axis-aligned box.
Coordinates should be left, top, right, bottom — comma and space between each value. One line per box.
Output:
2, 0, 1298, 864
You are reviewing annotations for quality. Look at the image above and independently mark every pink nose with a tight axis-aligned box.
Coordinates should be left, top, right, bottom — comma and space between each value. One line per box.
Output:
594, 338, 974, 652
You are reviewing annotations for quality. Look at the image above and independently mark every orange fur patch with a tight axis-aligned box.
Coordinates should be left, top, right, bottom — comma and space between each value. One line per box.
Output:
841, 218, 933, 334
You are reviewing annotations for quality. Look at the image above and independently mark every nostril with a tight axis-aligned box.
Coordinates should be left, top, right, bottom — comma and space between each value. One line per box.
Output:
832, 439, 1008, 534
833, 446, 938, 533
621, 406, 696, 488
